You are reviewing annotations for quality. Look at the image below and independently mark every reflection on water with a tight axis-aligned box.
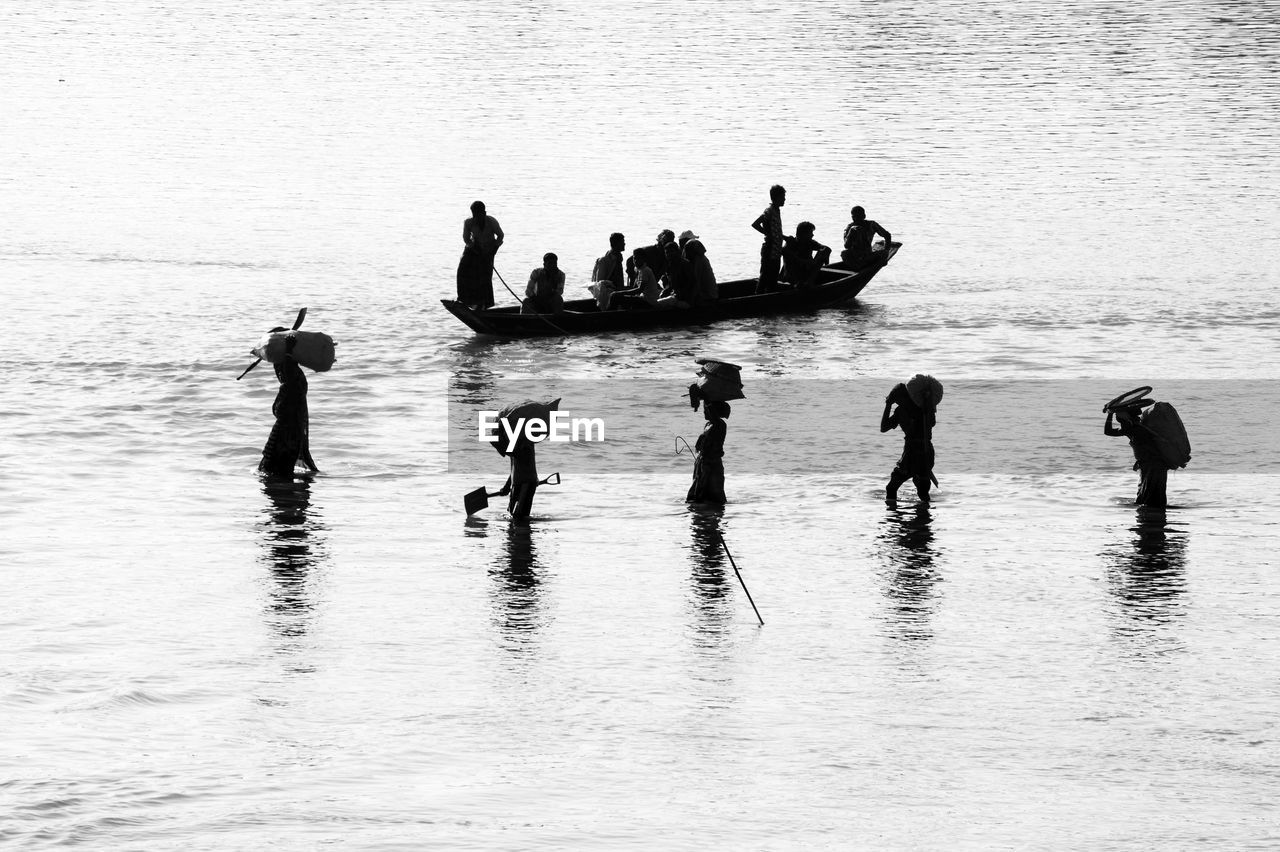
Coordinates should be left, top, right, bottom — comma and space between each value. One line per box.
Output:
259, 476, 325, 645
451, 341, 501, 408
488, 522, 546, 652
878, 503, 941, 641
686, 508, 731, 646
1104, 507, 1188, 637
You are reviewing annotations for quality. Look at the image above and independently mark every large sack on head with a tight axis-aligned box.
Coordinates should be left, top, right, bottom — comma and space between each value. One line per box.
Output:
1140, 401, 1191, 468
253, 330, 337, 373
906, 374, 943, 409
694, 358, 745, 402
489, 398, 562, 456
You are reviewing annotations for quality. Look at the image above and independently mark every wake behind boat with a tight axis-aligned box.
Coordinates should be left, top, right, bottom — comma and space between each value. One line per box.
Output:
442, 243, 901, 338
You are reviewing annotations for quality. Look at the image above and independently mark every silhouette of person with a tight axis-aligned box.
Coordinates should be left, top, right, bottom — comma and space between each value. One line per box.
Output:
687, 400, 729, 505
1105, 404, 1169, 507
259, 346, 318, 478
881, 383, 935, 503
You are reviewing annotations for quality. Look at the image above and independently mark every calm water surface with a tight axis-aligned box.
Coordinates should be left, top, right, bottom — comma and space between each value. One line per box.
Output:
4, 1, 1280, 848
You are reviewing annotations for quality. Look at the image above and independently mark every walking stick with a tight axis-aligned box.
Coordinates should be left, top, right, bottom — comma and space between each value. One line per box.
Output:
717, 532, 764, 626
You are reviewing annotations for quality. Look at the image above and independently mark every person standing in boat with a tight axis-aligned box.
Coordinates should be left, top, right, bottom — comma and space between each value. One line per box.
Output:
751, 184, 786, 294
456, 200, 505, 309
1104, 404, 1168, 508
611, 249, 661, 309
841, 205, 891, 270
522, 252, 565, 314
881, 382, 935, 503
781, 221, 832, 288
687, 400, 730, 505
259, 341, 319, 479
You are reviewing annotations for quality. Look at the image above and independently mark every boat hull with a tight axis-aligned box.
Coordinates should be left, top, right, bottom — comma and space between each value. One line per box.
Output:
442, 243, 900, 338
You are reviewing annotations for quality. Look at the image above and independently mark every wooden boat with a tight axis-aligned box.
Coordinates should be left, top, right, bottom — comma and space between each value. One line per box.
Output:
441, 243, 901, 337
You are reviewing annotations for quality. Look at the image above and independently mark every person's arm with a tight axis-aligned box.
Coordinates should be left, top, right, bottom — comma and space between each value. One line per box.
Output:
874, 222, 892, 244
880, 400, 898, 433
462, 218, 473, 248
491, 218, 504, 253
1103, 411, 1124, 436
555, 270, 565, 297
751, 210, 768, 235
526, 270, 538, 299
497, 474, 512, 496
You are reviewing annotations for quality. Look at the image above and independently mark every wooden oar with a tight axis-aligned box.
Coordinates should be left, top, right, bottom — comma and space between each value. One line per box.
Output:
464, 472, 561, 515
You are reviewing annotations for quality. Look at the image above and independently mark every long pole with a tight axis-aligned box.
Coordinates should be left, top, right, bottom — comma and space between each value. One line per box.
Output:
717, 532, 763, 626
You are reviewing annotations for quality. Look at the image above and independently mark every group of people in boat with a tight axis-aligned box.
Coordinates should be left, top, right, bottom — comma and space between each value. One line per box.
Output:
452, 189, 893, 314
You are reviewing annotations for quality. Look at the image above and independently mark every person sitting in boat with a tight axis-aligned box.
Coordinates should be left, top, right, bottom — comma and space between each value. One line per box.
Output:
677, 229, 699, 252
780, 221, 832, 288
627, 229, 675, 286
521, 252, 565, 314
611, 249, 661, 310
657, 241, 694, 309
841, 205, 891, 270
685, 238, 718, 304
1104, 403, 1169, 508
592, 232, 626, 288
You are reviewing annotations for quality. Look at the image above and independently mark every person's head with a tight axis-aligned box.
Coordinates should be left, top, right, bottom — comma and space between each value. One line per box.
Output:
657, 229, 675, 246
887, 382, 911, 406
705, 400, 731, 420
678, 229, 698, 247
684, 239, 706, 259
542, 252, 558, 271
797, 221, 816, 238
850, 205, 866, 222
632, 248, 649, 269
770, 184, 786, 205
470, 200, 486, 217
664, 241, 683, 261
610, 232, 625, 252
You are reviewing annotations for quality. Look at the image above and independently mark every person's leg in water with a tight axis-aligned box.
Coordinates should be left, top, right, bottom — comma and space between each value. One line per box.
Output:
886, 465, 910, 503
508, 483, 537, 521
1135, 463, 1168, 508
912, 473, 932, 503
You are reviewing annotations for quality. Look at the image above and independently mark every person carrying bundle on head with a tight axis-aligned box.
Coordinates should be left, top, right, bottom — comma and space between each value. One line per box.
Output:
259, 337, 319, 478
881, 375, 940, 504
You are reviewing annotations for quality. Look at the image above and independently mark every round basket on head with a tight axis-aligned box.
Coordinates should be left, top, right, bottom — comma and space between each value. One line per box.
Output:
694, 358, 745, 402
905, 374, 943, 408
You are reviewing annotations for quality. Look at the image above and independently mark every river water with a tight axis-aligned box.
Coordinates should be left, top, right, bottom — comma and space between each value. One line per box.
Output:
4, 1, 1280, 849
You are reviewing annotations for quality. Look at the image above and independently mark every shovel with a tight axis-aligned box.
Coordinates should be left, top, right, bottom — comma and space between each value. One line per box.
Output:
464, 472, 561, 515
